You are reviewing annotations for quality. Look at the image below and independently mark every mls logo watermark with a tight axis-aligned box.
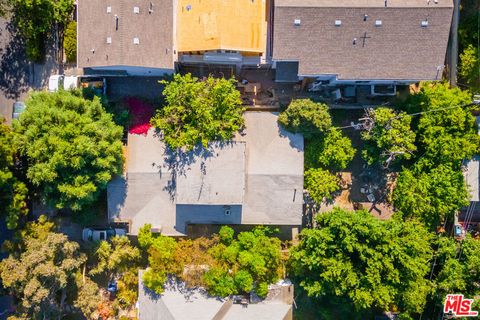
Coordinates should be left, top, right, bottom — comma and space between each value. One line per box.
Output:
443, 294, 478, 317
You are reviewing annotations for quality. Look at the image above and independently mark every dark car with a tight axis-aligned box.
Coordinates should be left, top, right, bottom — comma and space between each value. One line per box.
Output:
12, 101, 26, 120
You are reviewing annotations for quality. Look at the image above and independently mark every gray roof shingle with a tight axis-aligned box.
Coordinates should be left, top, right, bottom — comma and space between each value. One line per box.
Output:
273, 1, 453, 80
77, 0, 174, 70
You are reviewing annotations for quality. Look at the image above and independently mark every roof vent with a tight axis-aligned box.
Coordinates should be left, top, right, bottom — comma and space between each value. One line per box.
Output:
106, 37, 112, 44
363, 14, 368, 21
294, 19, 301, 26
421, 20, 429, 27
335, 20, 342, 26
133, 37, 140, 45
375, 20, 382, 26
186, 4, 192, 11
133, 6, 140, 14
149, 2, 154, 13
106, 6, 112, 13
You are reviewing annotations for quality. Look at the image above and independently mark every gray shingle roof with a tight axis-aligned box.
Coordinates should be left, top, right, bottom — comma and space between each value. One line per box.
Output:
276, 0, 452, 8
77, 0, 174, 70
273, 1, 453, 80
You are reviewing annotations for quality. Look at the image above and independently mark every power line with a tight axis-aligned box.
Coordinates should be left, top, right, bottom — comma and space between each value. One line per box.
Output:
333, 101, 480, 131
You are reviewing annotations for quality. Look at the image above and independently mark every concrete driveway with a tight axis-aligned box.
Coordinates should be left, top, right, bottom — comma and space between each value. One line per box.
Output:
0, 17, 58, 125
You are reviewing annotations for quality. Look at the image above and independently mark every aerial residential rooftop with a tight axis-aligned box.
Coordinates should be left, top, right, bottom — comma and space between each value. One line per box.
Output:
108, 112, 304, 236
273, 0, 453, 81
77, 0, 175, 71
176, 0, 267, 54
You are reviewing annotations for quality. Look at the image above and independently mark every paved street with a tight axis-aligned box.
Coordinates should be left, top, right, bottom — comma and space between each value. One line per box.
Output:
0, 17, 58, 125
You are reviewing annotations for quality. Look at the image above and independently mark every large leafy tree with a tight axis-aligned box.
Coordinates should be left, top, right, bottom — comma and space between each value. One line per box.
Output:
9, 0, 74, 61
290, 208, 433, 318
459, 45, 480, 92
0, 119, 28, 229
151, 73, 244, 150
425, 235, 480, 317
89, 236, 140, 278
89, 236, 140, 309
14, 91, 123, 211
278, 99, 331, 139
204, 226, 282, 298
304, 168, 340, 202
0, 231, 86, 319
402, 83, 478, 169
305, 128, 355, 171
74, 275, 101, 320
393, 164, 469, 230
361, 107, 416, 167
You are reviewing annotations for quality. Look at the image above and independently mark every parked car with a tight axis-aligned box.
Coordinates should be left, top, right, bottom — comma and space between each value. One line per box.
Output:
82, 227, 126, 242
48, 75, 107, 95
12, 101, 26, 120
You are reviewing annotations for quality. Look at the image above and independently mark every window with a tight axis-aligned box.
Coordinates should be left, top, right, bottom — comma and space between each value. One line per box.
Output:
294, 19, 301, 26
133, 6, 140, 14
106, 6, 112, 13
335, 20, 342, 26
133, 37, 140, 44
106, 37, 112, 44
375, 20, 382, 26
421, 20, 429, 27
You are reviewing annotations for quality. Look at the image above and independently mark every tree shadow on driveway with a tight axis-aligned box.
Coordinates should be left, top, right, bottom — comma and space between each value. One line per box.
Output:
0, 21, 29, 100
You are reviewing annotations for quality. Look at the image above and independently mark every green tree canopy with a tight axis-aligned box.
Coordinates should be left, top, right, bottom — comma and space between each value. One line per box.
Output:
427, 235, 480, 315
74, 275, 101, 320
401, 83, 478, 168
290, 208, 433, 317
278, 99, 331, 139
305, 128, 355, 171
459, 45, 480, 92
389, 82, 478, 170
393, 164, 469, 229
361, 107, 416, 166
204, 227, 282, 298
0, 232, 86, 319
14, 90, 123, 211
304, 168, 340, 202
151, 73, 245, 150
89, 235, 140, 277
0, 119, 28, 229
10, 0, 74, 61
64, 20, 77, 63
140, 225, 282, 298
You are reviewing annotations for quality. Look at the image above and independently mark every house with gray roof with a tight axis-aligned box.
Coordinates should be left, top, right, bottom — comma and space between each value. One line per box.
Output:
272, 0, 454, 84
107, 112, 304, 236
77, 0, 175, 76
137, 272, 294, 320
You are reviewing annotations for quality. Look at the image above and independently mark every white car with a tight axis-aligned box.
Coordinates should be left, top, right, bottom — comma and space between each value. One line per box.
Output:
82, 227, 126, 242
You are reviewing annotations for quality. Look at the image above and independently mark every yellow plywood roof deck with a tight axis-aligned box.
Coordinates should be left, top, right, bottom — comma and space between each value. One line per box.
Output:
177, 0, 267, 54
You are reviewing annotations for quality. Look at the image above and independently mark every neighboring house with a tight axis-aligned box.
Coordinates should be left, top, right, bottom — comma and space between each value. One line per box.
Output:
272, 0, 454, 84
77, 0, 269, 75
176, 0, 269, 70
77, 0, 175, 76
107, 112, 304, 236
137, 271, 294, 320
